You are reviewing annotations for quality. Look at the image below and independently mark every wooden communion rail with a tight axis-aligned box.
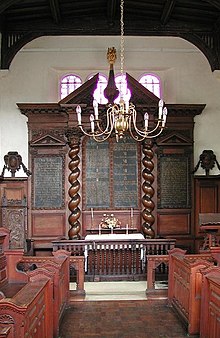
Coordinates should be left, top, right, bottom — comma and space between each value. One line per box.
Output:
52, 238, 176, 281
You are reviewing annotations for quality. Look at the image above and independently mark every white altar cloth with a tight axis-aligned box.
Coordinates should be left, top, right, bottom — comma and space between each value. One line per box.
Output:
85, 233, 144, 241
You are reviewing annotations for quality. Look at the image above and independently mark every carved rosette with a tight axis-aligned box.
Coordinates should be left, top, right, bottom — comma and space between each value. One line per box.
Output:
66, 130, 82, 239
141, 140, 155, 238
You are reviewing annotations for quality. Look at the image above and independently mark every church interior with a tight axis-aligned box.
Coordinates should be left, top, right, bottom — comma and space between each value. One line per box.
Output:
0, 0, 220, 337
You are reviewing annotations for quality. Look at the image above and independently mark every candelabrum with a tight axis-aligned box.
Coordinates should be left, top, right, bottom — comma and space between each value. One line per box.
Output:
76, 98, 167, 143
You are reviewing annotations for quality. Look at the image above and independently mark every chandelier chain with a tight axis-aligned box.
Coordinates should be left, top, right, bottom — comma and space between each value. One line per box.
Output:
120, 0, 124, 77
75, 0, 168, 142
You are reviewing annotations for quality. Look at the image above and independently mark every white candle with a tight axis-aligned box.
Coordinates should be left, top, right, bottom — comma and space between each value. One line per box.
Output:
90, 114, 95, 133
91, 208, 94, 218
131, 208, 133, 218
76, 105, 82, 125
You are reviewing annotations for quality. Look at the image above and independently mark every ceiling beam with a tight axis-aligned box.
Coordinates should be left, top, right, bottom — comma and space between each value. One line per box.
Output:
0, 0, 21, 14
161, 0, 176, 25
204, 0, 220, 11
49, 0, 61, 24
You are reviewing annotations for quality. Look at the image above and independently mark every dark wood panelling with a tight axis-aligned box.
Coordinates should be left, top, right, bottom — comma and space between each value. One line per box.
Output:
32, 213, 66, 237
194, 176, 220, 238
157, 211, 191, 236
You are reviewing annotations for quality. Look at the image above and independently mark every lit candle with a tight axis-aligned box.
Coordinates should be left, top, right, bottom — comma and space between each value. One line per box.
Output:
90, 114, 95, 133
162, 107, 168, 127
144, 112, 149, 131
93, 99, 99, 120
158, 99, 164, 120
91, 208, 94, 219
76, 105, 82, 125
131, 208, 133, 218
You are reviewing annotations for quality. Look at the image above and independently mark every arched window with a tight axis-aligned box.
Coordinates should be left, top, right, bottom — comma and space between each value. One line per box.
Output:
114, 74, 131, 103
89, 73, 131, 104
91, 74, 108, 104
139, 74, 161, 98
86, 73, 108, 104
60, 74, 82, 99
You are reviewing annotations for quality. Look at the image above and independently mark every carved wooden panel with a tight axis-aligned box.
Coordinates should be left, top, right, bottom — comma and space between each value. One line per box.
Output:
0, 179, 28, 249
2, 208, 26, 248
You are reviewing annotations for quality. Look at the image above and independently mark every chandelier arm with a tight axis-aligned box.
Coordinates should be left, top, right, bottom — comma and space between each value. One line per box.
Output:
126, 107, 148, 141
130, 106, 149, 137
131, 105, 164, 137
128, 122, 164, 141
92, 132, 114, 143
94, 105, 116, 135
78, 114, 114, 138
127, 127, 148, 142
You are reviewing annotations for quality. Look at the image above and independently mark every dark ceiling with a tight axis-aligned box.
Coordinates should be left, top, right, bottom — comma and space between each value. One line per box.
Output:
0, 0, 220, 70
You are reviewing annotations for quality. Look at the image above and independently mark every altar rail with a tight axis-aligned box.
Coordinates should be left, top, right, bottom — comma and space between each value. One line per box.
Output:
52, 238, 176, 281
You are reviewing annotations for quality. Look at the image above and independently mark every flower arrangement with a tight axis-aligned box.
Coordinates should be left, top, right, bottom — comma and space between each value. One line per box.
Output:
99, 213, 121, 229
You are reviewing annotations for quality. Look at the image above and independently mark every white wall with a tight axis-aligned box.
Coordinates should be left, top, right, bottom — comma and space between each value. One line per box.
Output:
0, 36, 220, 176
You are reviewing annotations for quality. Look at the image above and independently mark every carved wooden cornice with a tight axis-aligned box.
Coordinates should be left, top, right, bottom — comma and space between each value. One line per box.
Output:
166, 104, 206, 117
17, 103, 66, 117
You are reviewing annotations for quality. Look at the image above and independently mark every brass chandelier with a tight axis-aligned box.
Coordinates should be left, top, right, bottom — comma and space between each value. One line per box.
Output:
76, 0, 168, 142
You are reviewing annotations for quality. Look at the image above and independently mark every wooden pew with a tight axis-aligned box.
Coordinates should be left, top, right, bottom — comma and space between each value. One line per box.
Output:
27, 251, 70, 337
200, 266, 220, 338
0, 271, 53, 338
0, 235, 71, 338
20, 252, 85, 296
168, 248, 214, 335
146, 255, 169, 292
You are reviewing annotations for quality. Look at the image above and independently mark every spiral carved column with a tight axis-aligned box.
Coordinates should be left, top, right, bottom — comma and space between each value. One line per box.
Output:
142, 140, 156, 238
66, 130, 82, 239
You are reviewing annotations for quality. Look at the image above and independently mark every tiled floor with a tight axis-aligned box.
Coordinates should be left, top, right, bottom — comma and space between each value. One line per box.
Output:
59, 282, 190, 338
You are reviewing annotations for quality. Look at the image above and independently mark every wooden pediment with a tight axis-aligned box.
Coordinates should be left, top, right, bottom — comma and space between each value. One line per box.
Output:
58, 73, 99, 105
157, 131, 193, 146
30, 134, 66, 147
59, 72, 159, 107
126, 73, 160, 106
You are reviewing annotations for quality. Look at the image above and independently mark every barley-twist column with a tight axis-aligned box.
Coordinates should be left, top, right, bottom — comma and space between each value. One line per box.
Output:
66, 130, 82, 239
142, 140, 155, 238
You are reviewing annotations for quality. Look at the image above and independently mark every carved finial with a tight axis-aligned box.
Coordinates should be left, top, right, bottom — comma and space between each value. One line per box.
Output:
104, 47, 119, 104
107, 47, 117, 65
